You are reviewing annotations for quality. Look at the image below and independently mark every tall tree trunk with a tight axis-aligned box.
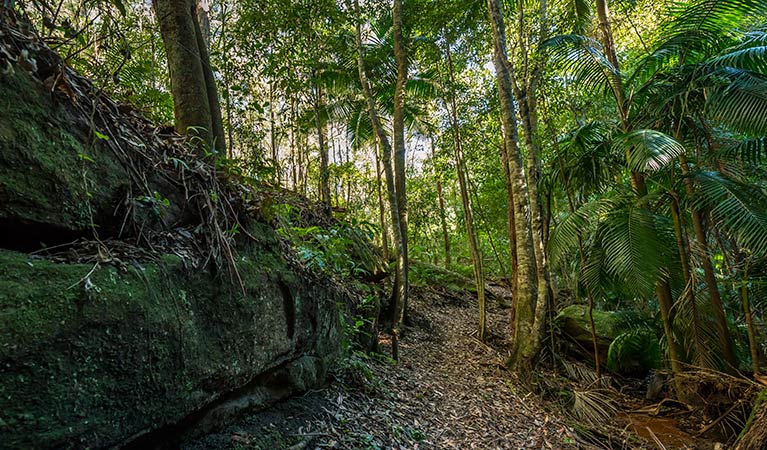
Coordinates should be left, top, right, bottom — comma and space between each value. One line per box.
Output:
445, 44, 486, 340
512, 0, 551, 356
487, 0, 540, 373
192, 0, 225, 152
153, 0, 212, 147
679, 155, 737, 373
219, 0, 234, 157
596, 0, 683, 378
290, 97, 297, 189
269, 81, 280, 181
314, 84, 331, 207
391, 0, 409, 356
430, 136, 451, 268
669, 192, 703, 360
741, 262, 760, 375
500, 140, 518, 297
355, 0, 407, 361
374, 136, 390, 261
594, 0, 626, 127
195, 0, 210, 48
658, 281, 685, 375
554, 133, 601, 380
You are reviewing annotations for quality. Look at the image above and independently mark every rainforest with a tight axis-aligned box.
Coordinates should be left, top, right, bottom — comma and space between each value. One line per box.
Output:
0, 0, 766, 448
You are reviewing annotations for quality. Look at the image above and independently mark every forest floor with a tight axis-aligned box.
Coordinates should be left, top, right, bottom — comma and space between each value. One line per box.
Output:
183, 282, 582, 450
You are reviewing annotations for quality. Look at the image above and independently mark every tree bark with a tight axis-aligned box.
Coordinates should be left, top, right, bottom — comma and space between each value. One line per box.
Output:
512, 0, 552, 359
500, 140, 518, 297
193, 0, 225, 152
445, 43, 486, 340
679, 154, 737, 373
487, 0, 540, 373
354, 0, 407, 361
153, 0, 225, 152
374, 135, 390, 261
669, 191, 703, 360
391, 0, 409, 347
431, 136, 451, 268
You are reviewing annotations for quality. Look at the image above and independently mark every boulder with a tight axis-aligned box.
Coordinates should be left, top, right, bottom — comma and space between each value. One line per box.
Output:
0, 239, 346, 449
0, 23, 355, 449
0, 69, 130, 249
555, 304, 620, 367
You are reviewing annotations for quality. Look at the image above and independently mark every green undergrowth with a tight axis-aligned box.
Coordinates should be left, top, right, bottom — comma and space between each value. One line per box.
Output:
409, 261, 474, 293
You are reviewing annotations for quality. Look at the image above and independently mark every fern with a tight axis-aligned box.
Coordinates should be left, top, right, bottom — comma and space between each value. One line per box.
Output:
607, 329, 662, 374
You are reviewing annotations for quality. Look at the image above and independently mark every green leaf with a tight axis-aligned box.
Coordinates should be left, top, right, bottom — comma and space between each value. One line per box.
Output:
94, 130, 110, 141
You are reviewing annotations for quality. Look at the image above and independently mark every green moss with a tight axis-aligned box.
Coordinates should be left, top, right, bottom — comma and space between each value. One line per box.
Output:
556, 304, 621, 341
0, 70, 128, 230
409, 261, 474, 293
0, 243, 344, 449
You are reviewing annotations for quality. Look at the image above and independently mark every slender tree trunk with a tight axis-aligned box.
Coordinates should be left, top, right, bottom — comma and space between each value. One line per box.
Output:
669, 192, 703, 359
445, 44, 486, 340
193, 1, 225, 152
374, 136, 390, 261
500, 140, 518, 297
219, 0, 234, 157
679, 154, 737, 373
391, 0, 410, 356
355, 0, 407, 361
554, 136, 601, 380
594, 0, 626, 127
512, 0, 552, 356
269, 81, 279, 178
596, 0, 683, 379
431, 136, 451, 268
195, 0, 210, 48
658, 281, 685, 375
487, 0, 540, 372
741, 262, 760, 375
290, 97, 297, 188
314, 84, 331, 207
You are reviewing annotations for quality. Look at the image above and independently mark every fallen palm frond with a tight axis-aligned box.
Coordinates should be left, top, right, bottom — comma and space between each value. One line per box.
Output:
572, 388, 619, 425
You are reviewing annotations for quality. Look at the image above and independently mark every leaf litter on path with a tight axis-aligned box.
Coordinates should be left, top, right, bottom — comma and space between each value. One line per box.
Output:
184, 284, 580, 450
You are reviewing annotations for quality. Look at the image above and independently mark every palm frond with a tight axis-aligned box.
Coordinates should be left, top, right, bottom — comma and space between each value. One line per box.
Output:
553, 122, 618, 197
634, 0, 767, 81
696, 171, 767, 256
548, 200, 598, 266
706, 30, 767, 73
607, 329, 662, 374
616, 129, 685, 172
597, 197, 671, 298
544, 34, 621, 96
563, 0, 592, 34
706, 68, 767, 136
719, 137, 767, 165
572, 388, 618, 425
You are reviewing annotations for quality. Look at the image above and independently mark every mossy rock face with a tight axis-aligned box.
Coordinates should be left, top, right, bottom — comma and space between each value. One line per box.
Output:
555, 304, 621, 367
0, 70, 129, 247
0, 244, 345, 449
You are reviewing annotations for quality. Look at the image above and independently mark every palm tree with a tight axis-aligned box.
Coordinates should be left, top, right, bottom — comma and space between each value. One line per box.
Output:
546, 0, 767, 377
